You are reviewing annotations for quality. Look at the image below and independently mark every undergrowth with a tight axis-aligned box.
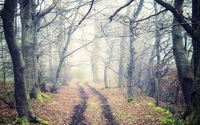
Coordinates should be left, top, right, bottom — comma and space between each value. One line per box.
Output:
148, 102, 185, 125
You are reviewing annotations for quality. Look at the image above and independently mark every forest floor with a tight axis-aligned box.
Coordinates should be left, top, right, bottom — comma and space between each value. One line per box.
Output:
0, 80, 186, 125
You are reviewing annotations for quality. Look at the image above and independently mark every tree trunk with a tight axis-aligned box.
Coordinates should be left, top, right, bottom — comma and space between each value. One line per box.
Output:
127, 0, 143, 97
104, 66, 109, 88
91, 42, 101, 83
188, 0, 200, 124
155, 78, 159, 106
118, 25, 127, 87
146, 43, 156, 97
172, 0, 193, 105
1, 0, 38, 123
51, 0, 83, 92
127, 35, 135, 96
154, 2, 161, 106
155, 0, 200, 123
49, 40, 54, 83
19, 0, 39, 99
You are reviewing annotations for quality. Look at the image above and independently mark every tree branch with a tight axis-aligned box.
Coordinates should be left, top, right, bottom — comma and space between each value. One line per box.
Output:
155, 0, 196, 40
77, 0, 95, 26
109, 0, 135, 22
63, 38, 96, 59
132, 9, 167, 23
35, 0, 59, 22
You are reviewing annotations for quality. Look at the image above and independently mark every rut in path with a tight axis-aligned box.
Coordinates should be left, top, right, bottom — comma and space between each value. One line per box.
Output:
70, 82, 88, 125
85, 82, 119, 125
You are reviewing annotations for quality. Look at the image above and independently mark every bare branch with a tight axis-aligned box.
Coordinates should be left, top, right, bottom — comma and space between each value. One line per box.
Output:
35, 0, 59, 22
155, 0, 197, 41
132, 9, 167, 23
77, 0, 95, 26
109, 0, 135, 22
63, 38, 96, 59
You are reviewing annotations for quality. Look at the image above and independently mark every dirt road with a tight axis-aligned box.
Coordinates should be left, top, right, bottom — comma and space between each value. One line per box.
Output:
29, 81, 163, 125
70, 82, 118, 125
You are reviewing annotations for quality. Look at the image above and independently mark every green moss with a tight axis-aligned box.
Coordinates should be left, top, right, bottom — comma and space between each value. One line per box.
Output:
147, 102, 155, 107
189, 108, 200, 125
88, 101, 98, 107
154, 106, 165, 113
37, 92, 44, 103
37, 117, 48, 125
41, 93, 53, 100
92, 122, 99, 125
159, 117, 175, 125
33, 89, 54, 103
115, 109, 126, 115
158, 109, 184, 125
0, 94, 3, 98
127, 95, 137, 103
0, 116, 15, 124
7, 90, 13, 93
14, 116, 30, 125
188, 85, 200, 125
144, 115, 153, 119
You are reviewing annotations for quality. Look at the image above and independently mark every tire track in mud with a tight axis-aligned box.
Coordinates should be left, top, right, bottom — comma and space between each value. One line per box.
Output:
70, 82, 88, 125
85, 82, 119, 125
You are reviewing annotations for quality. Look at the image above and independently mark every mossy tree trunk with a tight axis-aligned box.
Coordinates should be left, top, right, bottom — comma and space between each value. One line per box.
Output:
0, 0, 39, 123
20, 0, 58, 97
189, 0, 200, 124
155, 0, 200, 124
172, 0, 193, 105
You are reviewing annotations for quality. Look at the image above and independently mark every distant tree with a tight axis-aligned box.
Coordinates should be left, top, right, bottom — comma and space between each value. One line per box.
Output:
51, 0, 95, 92
154, 2, 161, 106
127, 0, 143, 97
101, 39, 115, 88
118, 12, 128, 88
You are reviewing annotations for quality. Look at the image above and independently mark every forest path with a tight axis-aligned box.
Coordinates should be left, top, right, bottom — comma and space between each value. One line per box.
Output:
70, 81, 118, 125
0, 81, 165, 125
85, 82, 118, 125
70, 82, 88, 125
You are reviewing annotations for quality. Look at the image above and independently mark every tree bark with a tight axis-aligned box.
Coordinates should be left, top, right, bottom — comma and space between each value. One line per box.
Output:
155, 0, 200, 123
104, 65, 109, 88
189, 0, 200, 124
91, 20, 101, 83
20, 0, 37, 95
1, 0, 37, 122
118, 25, 127, 87
172, 0, 193, 105
127, 35, 135, 96
147, 42, 156, 97
154, 2, 161, 106
19, 0, 58, 96
127, 0, 143, 97
91, 42, 101, 83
